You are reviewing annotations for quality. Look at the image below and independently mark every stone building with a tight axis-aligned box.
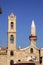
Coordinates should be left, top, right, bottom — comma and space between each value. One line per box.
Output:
0, 13, 43, 65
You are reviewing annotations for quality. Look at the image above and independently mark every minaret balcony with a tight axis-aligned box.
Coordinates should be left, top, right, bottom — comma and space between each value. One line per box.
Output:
29, 35, 37, 40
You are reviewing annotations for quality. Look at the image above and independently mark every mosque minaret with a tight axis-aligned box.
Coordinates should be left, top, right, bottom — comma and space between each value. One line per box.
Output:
29, 20, 37, 47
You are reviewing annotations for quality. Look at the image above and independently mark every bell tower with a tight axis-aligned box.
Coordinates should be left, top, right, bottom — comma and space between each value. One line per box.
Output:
7, 13, 16, 65
8, 13, 16, 50
29, 20, 37, 47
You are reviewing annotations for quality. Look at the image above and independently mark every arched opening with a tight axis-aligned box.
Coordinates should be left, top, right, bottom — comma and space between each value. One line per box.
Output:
30, 48, 33, 53
10, 60, 14, 65
11, 22, 14, 29
40, 57, 42, 64
10, 51, 14, 56
10, 35, 14, 43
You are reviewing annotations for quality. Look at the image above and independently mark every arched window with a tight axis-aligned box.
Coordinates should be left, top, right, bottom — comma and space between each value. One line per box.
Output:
10, 35, 14, 43
11, 22, 14, 29
10, 60, 14, 65
10, 51, 14, 56
30, 48, 33, 53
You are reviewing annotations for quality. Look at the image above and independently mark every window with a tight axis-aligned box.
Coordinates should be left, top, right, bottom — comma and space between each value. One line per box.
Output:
10, 60, 14, 65
11, 22, 14, 29
10, 51, 14, 56
18, 59, 21, 62
40, 57, 42, 64
30, 48, 33, 53
10, 35, 14, 43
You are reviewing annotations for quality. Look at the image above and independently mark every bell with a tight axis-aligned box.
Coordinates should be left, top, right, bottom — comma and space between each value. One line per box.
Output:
0, 8, 2, 14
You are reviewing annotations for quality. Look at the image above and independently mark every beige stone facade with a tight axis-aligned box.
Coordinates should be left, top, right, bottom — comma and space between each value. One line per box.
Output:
0, 13, 43, 65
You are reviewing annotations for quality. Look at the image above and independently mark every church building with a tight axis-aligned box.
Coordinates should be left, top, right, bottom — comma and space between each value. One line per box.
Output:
0, 13, 43, 65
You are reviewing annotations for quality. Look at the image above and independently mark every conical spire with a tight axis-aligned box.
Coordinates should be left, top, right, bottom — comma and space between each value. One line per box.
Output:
31, 20, 36, 36
31, 20, 35, 27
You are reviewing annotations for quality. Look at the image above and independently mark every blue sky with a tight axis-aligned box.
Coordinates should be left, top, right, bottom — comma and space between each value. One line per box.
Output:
0, 0, 43, 48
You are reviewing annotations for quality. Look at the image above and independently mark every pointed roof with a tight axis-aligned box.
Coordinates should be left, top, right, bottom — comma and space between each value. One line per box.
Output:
10, 12, 14, 17
8, 12, 16, 19
31, 20, 35, 27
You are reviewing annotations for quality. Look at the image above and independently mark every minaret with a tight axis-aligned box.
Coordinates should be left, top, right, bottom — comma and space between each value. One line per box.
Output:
29, 20, 37, 47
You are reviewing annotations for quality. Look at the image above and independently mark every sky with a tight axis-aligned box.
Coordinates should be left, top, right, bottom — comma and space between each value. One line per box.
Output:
0, 0, 43, 48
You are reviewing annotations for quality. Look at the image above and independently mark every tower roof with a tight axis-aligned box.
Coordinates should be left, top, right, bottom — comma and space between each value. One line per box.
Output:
31, 20, 35, 27
8, 12, 16, 19
10, 12, 14, 17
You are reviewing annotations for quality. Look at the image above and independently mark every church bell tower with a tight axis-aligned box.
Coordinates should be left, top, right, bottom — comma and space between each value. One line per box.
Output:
7, 13, 16, 65
8, 13, 16, 50
29, 20, 37, 47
